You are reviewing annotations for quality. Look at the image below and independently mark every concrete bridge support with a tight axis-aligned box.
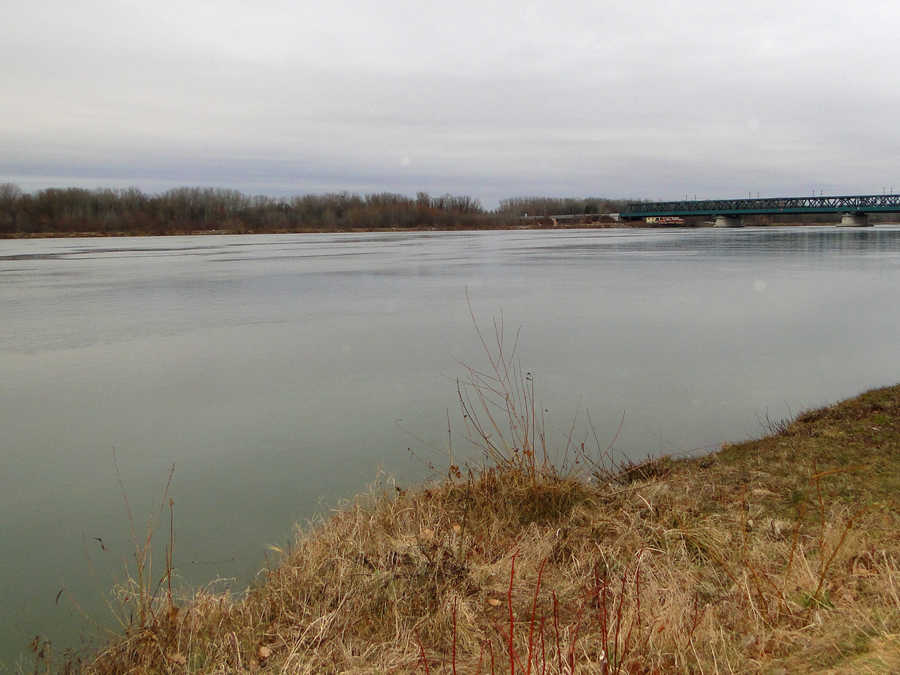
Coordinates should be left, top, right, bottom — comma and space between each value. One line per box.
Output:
838, 212, 872, 227
713, 215, 743, 228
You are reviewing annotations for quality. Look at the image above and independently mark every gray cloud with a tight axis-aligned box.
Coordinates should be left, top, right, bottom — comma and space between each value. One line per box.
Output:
3, 0, 900, 205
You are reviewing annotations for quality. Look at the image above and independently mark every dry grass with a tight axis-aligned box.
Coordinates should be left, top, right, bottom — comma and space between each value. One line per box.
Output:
56, 330, 900, 673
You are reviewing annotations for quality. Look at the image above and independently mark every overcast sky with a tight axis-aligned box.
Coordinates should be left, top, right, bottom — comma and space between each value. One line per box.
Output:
3, 0, 900, 205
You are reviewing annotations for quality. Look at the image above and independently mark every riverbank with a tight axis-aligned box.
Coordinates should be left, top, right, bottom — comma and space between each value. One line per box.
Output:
0, 222, 623, 239
57, 383, 900, 673
5, 222, 895, 239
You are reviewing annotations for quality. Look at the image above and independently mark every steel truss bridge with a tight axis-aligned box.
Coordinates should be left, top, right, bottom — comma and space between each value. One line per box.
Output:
621, 194, 900, 221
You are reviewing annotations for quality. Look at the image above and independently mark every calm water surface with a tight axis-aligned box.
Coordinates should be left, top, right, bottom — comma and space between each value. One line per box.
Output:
2, 227, 900, 665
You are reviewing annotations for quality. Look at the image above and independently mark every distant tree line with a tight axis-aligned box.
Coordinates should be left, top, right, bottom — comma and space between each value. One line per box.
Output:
0, 185, 495, 235
0, 184, 633, 236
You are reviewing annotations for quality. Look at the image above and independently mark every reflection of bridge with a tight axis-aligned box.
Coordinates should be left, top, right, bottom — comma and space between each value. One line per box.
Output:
621, 194, 900, 227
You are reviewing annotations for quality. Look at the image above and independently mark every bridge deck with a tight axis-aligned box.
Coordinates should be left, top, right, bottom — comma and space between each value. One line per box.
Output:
621, 194, 900, 219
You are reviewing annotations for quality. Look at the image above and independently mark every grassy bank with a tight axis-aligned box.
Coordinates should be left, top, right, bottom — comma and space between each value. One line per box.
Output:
60, 382, 899, 673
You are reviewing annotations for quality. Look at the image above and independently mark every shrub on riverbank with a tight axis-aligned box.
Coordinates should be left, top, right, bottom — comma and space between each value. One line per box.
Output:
58, 381, 900, 673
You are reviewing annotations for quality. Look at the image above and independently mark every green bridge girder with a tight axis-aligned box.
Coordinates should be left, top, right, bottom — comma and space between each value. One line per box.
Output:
621, 194, 900, 220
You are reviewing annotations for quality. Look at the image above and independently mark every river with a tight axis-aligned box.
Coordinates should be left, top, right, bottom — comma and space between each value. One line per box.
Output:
2, 226, 899, 666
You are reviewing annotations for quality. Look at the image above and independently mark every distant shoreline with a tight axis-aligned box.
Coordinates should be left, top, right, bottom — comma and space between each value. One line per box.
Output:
2, 221, 876, 240
5, 185, 892, 238
0, 223, 621, 239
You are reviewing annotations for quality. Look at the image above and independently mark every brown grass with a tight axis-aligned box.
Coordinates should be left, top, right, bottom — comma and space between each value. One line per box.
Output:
55, 332, 900, 672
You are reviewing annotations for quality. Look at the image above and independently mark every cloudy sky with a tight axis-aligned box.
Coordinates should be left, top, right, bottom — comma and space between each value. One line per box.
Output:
3, 0, 900, 205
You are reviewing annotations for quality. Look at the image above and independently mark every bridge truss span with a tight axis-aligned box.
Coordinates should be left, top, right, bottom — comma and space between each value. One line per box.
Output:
621, 193, 900, 220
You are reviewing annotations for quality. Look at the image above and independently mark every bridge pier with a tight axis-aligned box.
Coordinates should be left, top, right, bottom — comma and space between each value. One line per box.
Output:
713, 215, 743, 228
837, 212, 872, 227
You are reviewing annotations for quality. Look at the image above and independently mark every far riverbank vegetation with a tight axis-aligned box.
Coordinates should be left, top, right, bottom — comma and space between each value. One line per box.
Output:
0, 184, 625, 237
1, 183, 883, 238
44, 319, 900, 673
